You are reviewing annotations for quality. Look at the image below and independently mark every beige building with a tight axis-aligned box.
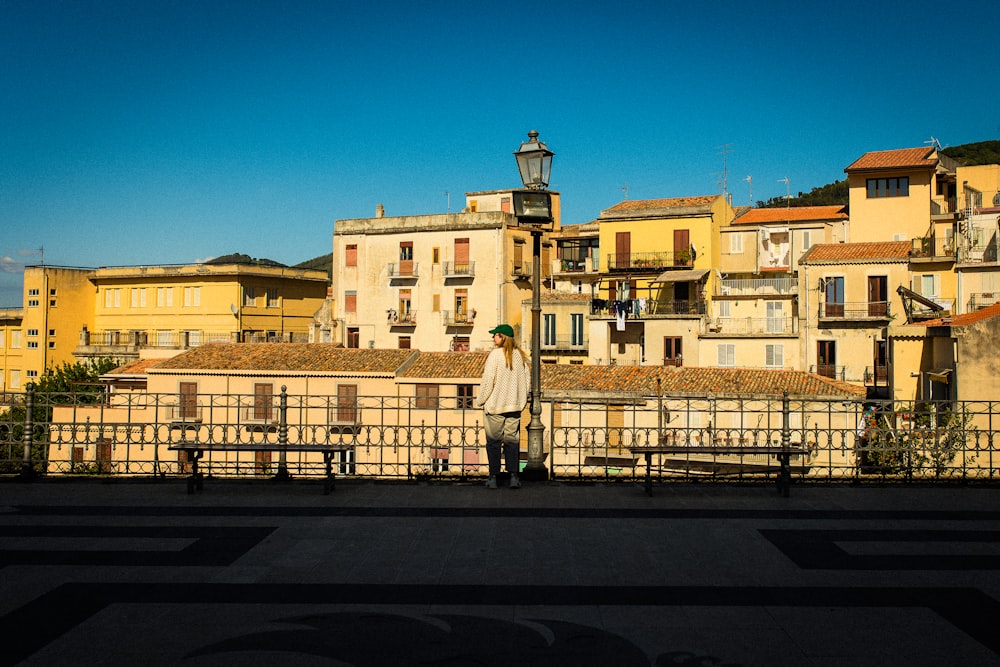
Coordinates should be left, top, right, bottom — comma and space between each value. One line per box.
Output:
332, 193, 560, 353
798, 242, 912, 392
0, 307, 26, 391
955, 164, 1000, 314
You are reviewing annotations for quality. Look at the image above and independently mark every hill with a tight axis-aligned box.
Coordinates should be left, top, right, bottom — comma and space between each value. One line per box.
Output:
294, 253, 333, 279
941, 140, 1000, 166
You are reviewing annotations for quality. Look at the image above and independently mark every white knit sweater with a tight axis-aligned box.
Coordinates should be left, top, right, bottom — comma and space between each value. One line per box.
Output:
475, 347, 530, 414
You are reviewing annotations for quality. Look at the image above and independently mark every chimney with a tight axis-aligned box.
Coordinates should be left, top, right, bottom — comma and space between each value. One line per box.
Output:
376, 204, 385, 218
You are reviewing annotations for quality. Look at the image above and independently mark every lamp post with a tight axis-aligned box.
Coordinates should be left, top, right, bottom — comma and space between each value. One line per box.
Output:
512, 130, 554, 481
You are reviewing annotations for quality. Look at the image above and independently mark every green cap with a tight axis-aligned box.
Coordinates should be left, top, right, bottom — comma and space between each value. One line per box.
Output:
489, 324, 515, 338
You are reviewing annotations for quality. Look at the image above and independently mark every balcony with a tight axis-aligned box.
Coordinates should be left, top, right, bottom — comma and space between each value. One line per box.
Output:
864, 365, 888, 385
441, 310, 476, 327
606, 250, 692, 272
590, 299, 706, 318
811, 364, 846, 380
957, 241, 999, 265
511, 261, 532, 281
967, 292, 1000, 311
386, 310, 417, 327
718, 277, 798, 297
911, 236, 955, 262
387, 261, 419, 279
818, 301, 892, 321
553, 257, 600, 275
76, 329, 237, 357
705, 317, 798, 336
541, 335, 588, 352
442, 261, 475, 278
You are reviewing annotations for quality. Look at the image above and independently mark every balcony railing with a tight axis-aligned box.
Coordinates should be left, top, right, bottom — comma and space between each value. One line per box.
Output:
606, 250, 692, 272
442, 261, 475, 278
864, 365, 888, 385
386, 310, 417, 326
957, 241, 999, 265
555, 257, 600, 273
811, 364, 846, 380
967, 292, 1000, 311
819, 301, 891, 319
387, 261, 419, 278
511, 262, 532, 280
911, 236, 955, 260
540, 335, 588, 351
707, 317, 797, 335
78, 329, 240, 350
590, 299, 707, 318
441, 310, 476, 327
718, 277, 798, 296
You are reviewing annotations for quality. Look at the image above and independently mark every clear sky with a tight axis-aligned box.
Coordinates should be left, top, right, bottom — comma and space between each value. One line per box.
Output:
2, 0, 998, 306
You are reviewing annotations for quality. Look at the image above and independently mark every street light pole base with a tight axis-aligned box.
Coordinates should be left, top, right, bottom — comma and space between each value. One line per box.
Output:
520, 463, 548, 482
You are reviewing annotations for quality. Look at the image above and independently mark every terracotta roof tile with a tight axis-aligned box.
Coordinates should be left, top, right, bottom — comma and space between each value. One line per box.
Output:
602, 195, 718, 214
845, 147, 936, 172
107, 358, 165, 375
398, 352, 488, 379
151, 343, 416, 374
910, 302, 1000, 327
732, 206, 848, 225
800, 241, 911, 263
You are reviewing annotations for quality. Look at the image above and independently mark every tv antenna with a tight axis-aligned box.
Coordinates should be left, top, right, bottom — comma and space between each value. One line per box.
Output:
744, 176, 753, 206
924, 136, 943, 151
777, 177, 791, 208
620, 181, 629, 200
443, 191, 451, 213
717, 143, 733, 197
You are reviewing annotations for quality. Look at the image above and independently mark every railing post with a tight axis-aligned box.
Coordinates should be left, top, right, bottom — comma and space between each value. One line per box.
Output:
20, 383, 37, 481
274, 385, 290, 482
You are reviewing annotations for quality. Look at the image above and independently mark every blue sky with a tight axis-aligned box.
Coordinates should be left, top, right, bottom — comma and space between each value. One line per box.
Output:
2, 0, 998, 306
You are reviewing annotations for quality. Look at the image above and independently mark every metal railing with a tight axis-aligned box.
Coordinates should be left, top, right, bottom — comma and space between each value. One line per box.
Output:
4, 387, 998, 484
819, 301, 891, 319
911, 236, 955, 260
708, 317, 797, 335
442, 261, 475, 277
387, 261, 419, 278
441, 310, 476, 326
718, 277, 798, 296
606, 251, 692, 272
968, 293, 1000, 311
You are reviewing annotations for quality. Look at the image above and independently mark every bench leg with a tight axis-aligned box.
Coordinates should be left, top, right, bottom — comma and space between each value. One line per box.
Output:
776, 453, 791, 497
644, 453, 653, 497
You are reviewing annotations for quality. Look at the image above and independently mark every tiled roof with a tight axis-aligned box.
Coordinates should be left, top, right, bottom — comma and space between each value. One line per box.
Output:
540, 365, 865, 398
398, 352, 488, 379
602, 195, 718, 214
845, 147, 936, 172
800, 241, 911, 263
540, 293, 592, 303
732, 205, 848, 225
151, 344, 416, 374
910, 302, 1000, 327
106, 358, 165, 375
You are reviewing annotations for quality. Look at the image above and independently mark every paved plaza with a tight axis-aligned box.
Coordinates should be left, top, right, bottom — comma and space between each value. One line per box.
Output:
2, 477, 1000, 666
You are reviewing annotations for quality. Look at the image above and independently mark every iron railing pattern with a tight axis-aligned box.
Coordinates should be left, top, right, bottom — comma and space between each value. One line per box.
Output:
3, 388, 998, 484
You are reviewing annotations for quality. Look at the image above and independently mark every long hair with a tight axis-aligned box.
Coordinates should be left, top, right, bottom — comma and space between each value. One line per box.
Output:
499, 334, 529, 370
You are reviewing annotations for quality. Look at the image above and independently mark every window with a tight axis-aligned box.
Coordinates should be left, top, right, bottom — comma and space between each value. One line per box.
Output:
432, 294, 440, 312
415, 384, 440, 409
10, 370, 20, 389
500, 197, 510, 213
801, 230, 812, 253
334, 384, 358, 423
179, 382, 199, 420
866, 176, 909, 198
27, 341, 38, 349
717, 344, 735, 367
916, 274, 940, 299
824, 277, 844, 317
344, 291, 357, 313
457, 384, 474, 409
157, 287, 166, 307
27, 329, 38, 337
765, 344, 784, 368
183, 287, 200, 307
451, 336, 469, 352
27, 299, 39, 307
26, 369, 38, 379
398, 336, 411, 349
346, 328, 360, 348
717, 301, 731, 318
664, 337, 683, 367
28, 288, 39, 296
432, 247, 440, 264
399, 241, 413, 261
243, 287, 256, 307
345, 244, 358, 267
48, 341, 56, 349
267, 288, 278, 307
454, 289, 468, 320
543, 314, 555, 345
398, 289, 412, 317
130, 288, 146, 308
10, 331, 20, 348
729, 233, 743, 254
817, 340, 837, 378
766, 301, 784, 333
105, 289, 120, 308
570, 313, 584, 346
252, 383, 273, 421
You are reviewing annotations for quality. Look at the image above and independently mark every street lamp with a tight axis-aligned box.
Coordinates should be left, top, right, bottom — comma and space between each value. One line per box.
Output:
512, 130, 554, 481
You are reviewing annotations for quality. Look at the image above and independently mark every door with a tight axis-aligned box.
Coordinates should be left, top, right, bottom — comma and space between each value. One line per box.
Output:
674, 229, 690, 265
615, 232, 630, 270
663, 337, 683, 367
825, 277, 844, 317
817, 341, 837, 378
454, 238, 469, 273
179, 382, 198, 420
868, 276, 887, 316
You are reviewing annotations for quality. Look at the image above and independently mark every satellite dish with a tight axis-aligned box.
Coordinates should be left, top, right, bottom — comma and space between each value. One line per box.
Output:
230, 304, 238, 316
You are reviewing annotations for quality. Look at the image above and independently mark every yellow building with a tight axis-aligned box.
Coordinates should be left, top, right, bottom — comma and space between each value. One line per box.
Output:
955, 164, 1000, 313
0, 308, 25, 391
76, 262, 329, 362
589, 195, 735, 366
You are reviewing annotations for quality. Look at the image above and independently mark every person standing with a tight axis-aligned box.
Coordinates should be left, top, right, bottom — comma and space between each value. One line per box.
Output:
476, 324, 530, 489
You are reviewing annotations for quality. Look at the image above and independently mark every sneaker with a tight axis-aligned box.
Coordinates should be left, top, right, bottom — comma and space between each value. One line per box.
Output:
509, 475, 521, 489
485, 477, 498, 489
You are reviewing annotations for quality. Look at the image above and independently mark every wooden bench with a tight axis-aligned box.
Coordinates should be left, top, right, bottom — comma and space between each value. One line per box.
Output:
629, 445, 808, 497
168, 443, 353, 495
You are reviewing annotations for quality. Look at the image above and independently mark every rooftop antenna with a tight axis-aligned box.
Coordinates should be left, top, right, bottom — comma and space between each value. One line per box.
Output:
443, 191, 451, 213
777, 177, 791, 208
717, 143, 733, 198
925, 136, 943, 151
39, 246, 45, 265
744, 175, 753, 206
620, 181, 629, 200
